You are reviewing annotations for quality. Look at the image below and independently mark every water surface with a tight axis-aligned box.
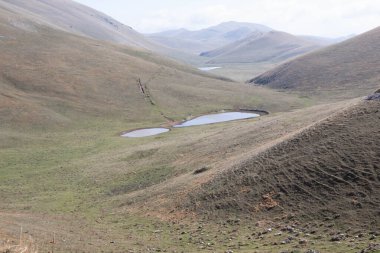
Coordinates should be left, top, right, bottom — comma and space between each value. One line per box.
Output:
198, 67, 222, 71
174, 112, 259, 128
122, 128, 169, 138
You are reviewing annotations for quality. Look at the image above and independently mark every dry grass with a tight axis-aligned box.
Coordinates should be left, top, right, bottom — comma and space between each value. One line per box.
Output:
187, 100, 380, 231
0, 1, 379, 252
251, 27, 380, 100
0, 229, 37, 253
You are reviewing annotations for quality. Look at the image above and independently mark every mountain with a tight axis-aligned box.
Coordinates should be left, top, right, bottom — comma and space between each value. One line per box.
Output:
0, 0, 305, 128
1, 0, 163, 50
251, 27, 380, 99
0, 0, 207, 65
187, 98, 380, 228
147, 21, 272, 55
201, 30, 322, 64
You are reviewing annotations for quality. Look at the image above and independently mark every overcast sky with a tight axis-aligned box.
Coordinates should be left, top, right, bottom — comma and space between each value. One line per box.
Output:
74, 0, 380, 37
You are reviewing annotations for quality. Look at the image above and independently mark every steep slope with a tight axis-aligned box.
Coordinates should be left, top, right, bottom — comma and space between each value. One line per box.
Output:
1, 0, 161, 50
251, 27, 380, 99
187, 97, 380, 229
148, 21, 272, 55
201, 31, 321, 64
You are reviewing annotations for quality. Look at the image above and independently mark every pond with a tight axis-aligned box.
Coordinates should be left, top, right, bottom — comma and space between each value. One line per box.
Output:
174, 112, 260, 128
122, 112, 261, 138
198, 67, 222, 71
121, 128, 169, 138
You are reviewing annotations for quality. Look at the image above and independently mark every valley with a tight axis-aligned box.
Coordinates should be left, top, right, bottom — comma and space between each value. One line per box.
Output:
0, 0, 379, 252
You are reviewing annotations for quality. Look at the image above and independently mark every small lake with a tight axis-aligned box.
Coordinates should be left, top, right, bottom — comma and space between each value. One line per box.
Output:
121, 128, 169, 138
198, 67, 222, 71
174, 112, 260, 128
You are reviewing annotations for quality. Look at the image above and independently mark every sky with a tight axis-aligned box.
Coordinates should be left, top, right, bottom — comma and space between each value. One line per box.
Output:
74, 0, 380, 37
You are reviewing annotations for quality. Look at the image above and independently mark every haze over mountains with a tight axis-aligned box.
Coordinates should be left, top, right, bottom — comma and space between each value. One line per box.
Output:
148, 21, 272, 55
201, 30, 321, 64
148, 21, 353, 65
3, 0, 354, 77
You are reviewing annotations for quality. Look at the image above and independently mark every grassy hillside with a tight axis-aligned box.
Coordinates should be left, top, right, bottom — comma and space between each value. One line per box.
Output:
0, 3, 311, 130
2, 0, 162, 50
187, 98, 380, 231
251, 27, 380, 100
201, 31, 321, 64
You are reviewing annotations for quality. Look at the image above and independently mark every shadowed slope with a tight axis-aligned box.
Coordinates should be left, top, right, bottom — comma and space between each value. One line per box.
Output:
187, 98, 380, 229
251, 27, 380, 99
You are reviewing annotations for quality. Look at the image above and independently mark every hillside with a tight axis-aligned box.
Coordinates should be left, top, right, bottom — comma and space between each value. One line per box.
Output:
148, 21, 272, 55
251, 26, 380, 99
2, 1, 379, 252
0, 1, 306, 128
187, 97, 380, 230
0, 0, 206, 65
201, 31, 321, 64
1, 0, 162, 49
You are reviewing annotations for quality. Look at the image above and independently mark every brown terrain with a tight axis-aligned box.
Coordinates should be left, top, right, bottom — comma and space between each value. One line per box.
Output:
186, 99, 380, 231
0, 0, 379, 252
251, 26, 380, 100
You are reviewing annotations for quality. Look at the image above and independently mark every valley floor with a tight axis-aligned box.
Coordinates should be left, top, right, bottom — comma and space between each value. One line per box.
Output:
1, 98, 378, 252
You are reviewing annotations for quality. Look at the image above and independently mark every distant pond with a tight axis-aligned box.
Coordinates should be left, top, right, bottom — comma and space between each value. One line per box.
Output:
198, 67, 222, 71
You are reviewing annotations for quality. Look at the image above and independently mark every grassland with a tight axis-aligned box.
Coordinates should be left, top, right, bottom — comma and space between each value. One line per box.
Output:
0, 2, 379, 252
3, 97, 378, 252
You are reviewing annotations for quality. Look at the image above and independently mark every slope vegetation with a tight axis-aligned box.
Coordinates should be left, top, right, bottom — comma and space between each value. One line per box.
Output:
187, 98, 380, 229
1, 0, 162, 49
201, 31, 321, 64
251, 27, 380, 99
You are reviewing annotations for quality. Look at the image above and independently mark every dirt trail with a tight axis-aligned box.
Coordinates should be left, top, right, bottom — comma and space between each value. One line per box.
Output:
136, 67, 175, 123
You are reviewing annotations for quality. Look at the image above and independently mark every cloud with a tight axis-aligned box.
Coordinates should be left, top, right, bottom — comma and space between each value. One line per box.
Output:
138, 5, 239, 33
75, 0, 380, 37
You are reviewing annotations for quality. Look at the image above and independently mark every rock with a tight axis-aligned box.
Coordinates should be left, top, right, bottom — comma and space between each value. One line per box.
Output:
358, 243, 380, 253
226, 218, 240, 225
282, 225, 295, 233
305, 250, 320, 253
365, 92, 380, 101
193, 167, 209, 175
299, 238, 308, 245
281, 237, 294, 244
331, 233, 346, 242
